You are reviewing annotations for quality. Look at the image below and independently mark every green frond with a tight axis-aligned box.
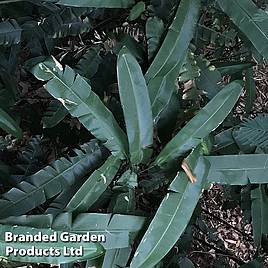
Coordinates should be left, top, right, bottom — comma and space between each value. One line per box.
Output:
234, 114, 268, 150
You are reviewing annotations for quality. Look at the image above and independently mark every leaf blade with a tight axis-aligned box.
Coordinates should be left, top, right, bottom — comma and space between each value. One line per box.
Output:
54, 0, 135, 8
65, 156, 121, 213
146, 17, 165, 61
251, 185, 268, 247
117, 48, 153, 164
145, 0, 201, 81
0, 107, 22, 138
130, 147, 209, 268
31, 57, 128, 159
217, 0, 268, 59
244, 67, 256, 114
42, 100, 69, 128
205, 154, 268, 185
146, 0, 201, 121
155, 81, 243, 168
128, 1, 145, 21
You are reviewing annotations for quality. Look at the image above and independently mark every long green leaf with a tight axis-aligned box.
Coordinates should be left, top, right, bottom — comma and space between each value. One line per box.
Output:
0, 141, 107, 218
214, 61, 254, 76
146, 17, 164, 61
205, 154, 268, 185
0, 108, 22, 138
217, 0, 268, 59
0, 224, 104, 264
0, 19, 21, 46
65, 156, 121, 213
251, 185, 268, 247
128, 1, 145, 21
156, 91, 181, 144
103, 182, 138, 267
103, 248, 132, 268
0, 0, 30, 4
23, 8, 92, 40
212, 128, 238, 154
45, 178, 87, 215
31, 57, 128, 159
244, 67, 256, 114
145, 0, 200, 121
54, 0, 135, 8
109, 170, 137, 214
196, 57, 222, 99
154, 81, 243, 168
145, 0, 200, 81
148, 72, 178, 123
130, 147, 209, 268
0, 213, 146, 250
117, 48, 153, 164
42, 100, 69, 128
110, 189, 136, 214
76, 46, 102, 79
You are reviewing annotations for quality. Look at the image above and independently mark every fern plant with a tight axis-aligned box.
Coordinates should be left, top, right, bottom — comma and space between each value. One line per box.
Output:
234, 114, 268, 150
0, 0, 268, 267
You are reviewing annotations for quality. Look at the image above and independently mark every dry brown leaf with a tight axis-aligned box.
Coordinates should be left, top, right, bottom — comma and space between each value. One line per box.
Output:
181, 159, 197, 183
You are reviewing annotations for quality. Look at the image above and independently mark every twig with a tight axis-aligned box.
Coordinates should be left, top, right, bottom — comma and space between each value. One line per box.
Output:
190, 250, 245, 262
202, 208, 253, 241
193, 235, 245, 265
